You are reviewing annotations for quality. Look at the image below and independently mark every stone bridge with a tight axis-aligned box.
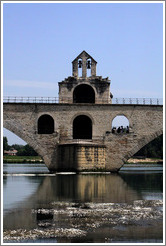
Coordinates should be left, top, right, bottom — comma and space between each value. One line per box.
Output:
3, 102, 163, 172
3, 52, 163, 172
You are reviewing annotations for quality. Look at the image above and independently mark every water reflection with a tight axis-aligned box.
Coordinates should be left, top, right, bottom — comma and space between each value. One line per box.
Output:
3, 163, 49, 174
119, 172, 163, 192
4, 174, 141, 208
36, 174, 141, 203
4, 172, 163, 230
3, 164, 163, 243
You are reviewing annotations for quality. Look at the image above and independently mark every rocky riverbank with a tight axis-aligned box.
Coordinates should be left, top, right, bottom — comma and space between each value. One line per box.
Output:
127, 158, 163, 164
3, 200, 163, 243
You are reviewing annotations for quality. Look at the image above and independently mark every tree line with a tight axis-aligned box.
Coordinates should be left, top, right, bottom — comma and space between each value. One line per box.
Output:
133, 134, 163, 159
3, 134, 163, 158
3, 137, 38, 156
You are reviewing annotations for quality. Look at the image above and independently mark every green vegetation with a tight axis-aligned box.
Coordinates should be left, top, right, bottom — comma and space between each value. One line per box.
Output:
125, 159, 163, 164
3, 136, 41, 163
3, 136, 38, 156
3, 134, 163, 164
3, 155, 43, 163
133, 134, 163, 159
16, 144, 38, 156
3, 136, 10, 151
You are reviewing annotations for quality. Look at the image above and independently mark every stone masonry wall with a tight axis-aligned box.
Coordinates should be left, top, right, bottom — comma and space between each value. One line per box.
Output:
59, 77, 111, 104
58, 144, 106, 171
3, 103, 163, 171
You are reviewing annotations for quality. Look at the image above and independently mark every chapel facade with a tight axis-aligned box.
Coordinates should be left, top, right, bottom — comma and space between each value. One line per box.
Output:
58, 50, 113, 104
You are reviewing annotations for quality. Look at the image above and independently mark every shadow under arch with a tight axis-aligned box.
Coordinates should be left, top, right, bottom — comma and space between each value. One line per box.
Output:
37, 114, 54, 134
73, 115, 92, 139
71, 112, 95, 125
73, 84, 95, 103
123, 129, 163, 161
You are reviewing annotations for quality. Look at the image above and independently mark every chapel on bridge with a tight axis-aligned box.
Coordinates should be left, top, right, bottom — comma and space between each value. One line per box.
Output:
58, 50, 113, 104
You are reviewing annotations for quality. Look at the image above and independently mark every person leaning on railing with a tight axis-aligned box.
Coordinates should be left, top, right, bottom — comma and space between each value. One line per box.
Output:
112, 126, 129, 134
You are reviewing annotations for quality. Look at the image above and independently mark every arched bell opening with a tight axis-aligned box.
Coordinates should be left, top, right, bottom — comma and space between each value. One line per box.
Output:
73, 115, 92, 139
78, 58, 83, 77
73, 84, 95, 103
38, 114, 54, 134
86, 58, 92, 77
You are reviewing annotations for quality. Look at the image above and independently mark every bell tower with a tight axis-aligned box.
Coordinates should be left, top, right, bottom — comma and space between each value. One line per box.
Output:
58, 51, 113, 104
72, 50, 97, 78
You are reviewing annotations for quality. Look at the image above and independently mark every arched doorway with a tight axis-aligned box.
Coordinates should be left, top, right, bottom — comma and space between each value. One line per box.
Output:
73, 84, 95, 103
38, 114, 54, 134
73, 115, 92, 139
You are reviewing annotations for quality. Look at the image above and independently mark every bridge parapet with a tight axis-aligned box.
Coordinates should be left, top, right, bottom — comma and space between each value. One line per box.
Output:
3, 96, 163, 105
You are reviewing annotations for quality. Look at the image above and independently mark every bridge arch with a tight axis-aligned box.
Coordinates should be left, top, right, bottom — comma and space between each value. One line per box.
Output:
3, 128, 27, 146
71, 112, 95, 125
3, 120, 57, 169
3, 103, 163, 172
122, 129, 163, 162
112, 114, 130, 127
73, 84, 96, 103
73, 115, 92, 139
3, 122, 43, 158
38, 114, 54, 134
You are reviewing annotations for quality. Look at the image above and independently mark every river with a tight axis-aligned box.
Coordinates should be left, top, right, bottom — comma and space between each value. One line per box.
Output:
3, 163, 163, 243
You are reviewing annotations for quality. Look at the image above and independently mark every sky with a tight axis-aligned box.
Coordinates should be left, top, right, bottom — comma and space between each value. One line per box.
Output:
2, 1, 164, 145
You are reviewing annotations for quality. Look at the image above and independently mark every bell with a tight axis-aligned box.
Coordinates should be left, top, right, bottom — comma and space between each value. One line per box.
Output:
78, 60, 82, 68
87, 60, 91, 69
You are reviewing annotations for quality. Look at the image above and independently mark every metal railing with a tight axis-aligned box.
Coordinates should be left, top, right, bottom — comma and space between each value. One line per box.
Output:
3, 96, 59, 104
3, 96, 163, 105
112, 97, 163, 105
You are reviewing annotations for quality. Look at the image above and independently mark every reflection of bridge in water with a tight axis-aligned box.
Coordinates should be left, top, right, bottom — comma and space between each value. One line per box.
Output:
4, 172, 162, 230
32, 174, 141, 203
